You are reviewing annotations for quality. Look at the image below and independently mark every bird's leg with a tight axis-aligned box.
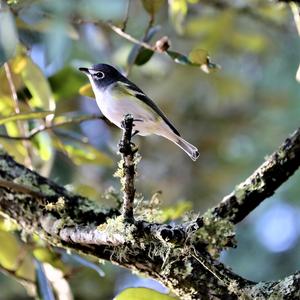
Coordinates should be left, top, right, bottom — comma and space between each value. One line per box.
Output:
119, 115, 141, 153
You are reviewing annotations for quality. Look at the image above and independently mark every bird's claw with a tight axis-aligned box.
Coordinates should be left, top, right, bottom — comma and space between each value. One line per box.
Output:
132, 130, 139, 137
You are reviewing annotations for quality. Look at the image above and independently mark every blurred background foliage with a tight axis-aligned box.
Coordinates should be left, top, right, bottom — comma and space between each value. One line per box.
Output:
0, 0, 300, 299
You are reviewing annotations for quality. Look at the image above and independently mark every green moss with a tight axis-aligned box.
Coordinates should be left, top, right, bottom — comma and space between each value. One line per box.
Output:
97, 215, 136, 243
192, 210, 235, 258
39, 184, 56, 196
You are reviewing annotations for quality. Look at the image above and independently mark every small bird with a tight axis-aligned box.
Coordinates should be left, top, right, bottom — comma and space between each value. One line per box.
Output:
79, 64, 199, 161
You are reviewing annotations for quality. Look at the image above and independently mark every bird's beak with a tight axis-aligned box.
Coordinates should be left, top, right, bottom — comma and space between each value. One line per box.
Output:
79, 67, 90, 75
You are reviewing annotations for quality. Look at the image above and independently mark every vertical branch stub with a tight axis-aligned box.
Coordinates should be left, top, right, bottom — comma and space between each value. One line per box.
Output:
119, 114, 136, 222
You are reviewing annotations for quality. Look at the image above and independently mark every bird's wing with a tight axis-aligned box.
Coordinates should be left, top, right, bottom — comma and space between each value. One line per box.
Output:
113, 81, 181, 136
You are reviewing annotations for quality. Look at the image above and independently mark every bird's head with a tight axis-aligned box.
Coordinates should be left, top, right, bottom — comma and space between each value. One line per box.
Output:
79, 63, 123, 90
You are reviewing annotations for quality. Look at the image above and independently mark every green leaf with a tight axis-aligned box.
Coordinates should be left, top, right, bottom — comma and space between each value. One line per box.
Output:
166, 49, 220, 73
0, 230, 22, 270
166, 50, 191, 65
53, 138, 113, 166
34, 131, 53, 161
0, 111, 53, 125
114, 288, 177, 300
127, 26, 160, 66
141, 0, 164, 16
12, 55, 56, 113
0, 230, 35, 281
0, 1, 18, 65
168, 0, 188, 34
188, 48, 209, 65
134, 49, 154, 66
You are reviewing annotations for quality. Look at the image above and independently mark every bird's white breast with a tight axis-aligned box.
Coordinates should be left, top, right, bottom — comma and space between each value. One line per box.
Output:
92, 83, 159, 136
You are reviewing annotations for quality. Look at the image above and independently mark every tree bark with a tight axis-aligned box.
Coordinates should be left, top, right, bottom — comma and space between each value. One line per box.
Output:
0, 127, 300, 299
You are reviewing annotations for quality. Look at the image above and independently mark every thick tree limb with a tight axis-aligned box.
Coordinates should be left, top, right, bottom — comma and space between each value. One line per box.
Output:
0, 127, 300, 299
210, 127, 300, 224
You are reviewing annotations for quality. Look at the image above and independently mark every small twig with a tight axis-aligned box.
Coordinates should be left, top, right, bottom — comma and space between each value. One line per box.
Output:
0, 114, 105, 141
73, 17, 155, 51
4, 63, 20, 114
106, 22, 154, 51
122, 0, 131, 31
118, 114, 136, 222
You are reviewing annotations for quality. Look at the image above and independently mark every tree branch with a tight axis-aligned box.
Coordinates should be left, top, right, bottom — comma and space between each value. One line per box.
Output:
118, 114, 136, 222
0, 127, 300, 299
208, 127, 300, 224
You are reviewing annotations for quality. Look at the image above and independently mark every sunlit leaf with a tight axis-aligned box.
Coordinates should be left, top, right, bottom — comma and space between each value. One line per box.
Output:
166, 49, 220, 73
0, 1, 18, 65
114, 288, 177, 300
63, 144, 112, 166
79, 83, 95, 98
11, 55, 56, 114
35, 259, 55, 300
0, 111, 52, 125
141, 0, 164, 16
188, 48, 208, 65
0, 230, 35, 281
168, 0, 188, 34
34, 131, 53, 161
0, 230, 22, 270
53, 138, 113, 166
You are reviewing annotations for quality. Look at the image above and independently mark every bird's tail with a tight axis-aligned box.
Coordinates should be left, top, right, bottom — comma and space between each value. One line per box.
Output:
156, 122, 199, 161
174, 136, 200, 161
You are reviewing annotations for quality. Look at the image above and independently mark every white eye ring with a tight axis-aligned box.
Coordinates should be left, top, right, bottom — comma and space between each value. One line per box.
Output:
94, 71, 105, 79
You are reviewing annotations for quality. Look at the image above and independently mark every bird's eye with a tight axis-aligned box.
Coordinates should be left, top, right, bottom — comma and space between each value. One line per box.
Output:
94, 71, 105, 79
